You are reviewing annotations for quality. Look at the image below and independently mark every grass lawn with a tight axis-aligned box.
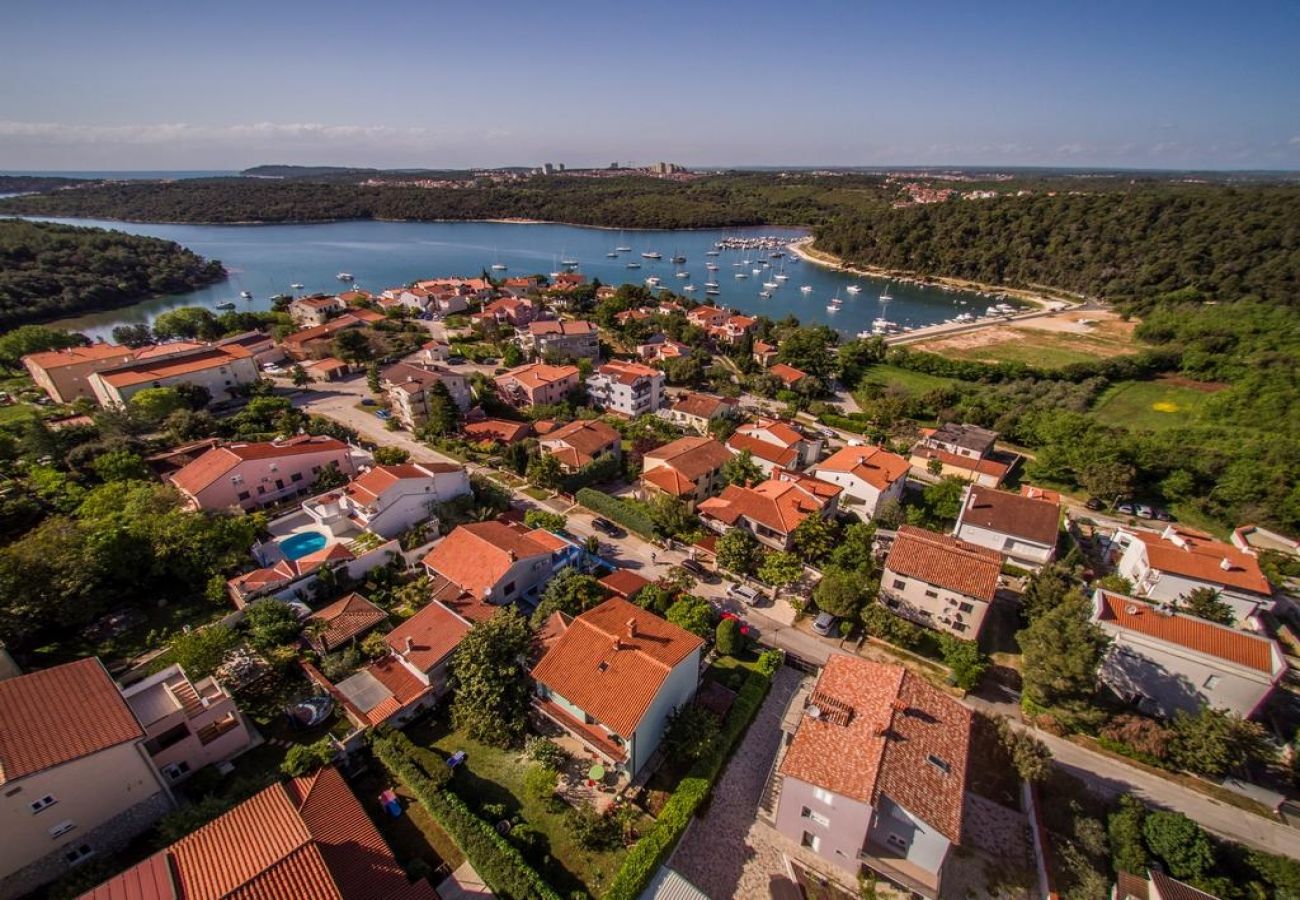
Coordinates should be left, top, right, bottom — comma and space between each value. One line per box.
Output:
405, 717, 639, 898
355, 768, 465, 880
1092, 380, 1215, 431
523, 486, 551, 501
857, 363, 962, 397
0, 402, 37, 425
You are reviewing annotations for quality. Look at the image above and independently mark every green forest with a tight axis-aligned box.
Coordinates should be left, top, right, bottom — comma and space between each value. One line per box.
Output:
0, 218, 226, 326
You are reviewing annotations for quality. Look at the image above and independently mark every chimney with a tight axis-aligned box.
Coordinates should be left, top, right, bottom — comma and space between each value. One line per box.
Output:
1220, 557, 1233, 571
874, 720, 890, 737
611, 635, 622, 651
626, 618, 637, 640
507, 549, 517, 561
404, 636, 414, 655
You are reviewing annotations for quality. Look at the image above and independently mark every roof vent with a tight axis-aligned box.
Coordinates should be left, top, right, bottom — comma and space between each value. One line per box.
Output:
597, 660, 609, 672
1220, 557, 1234, 571
404, 636, 415, 655
1125, 603, 1139, 615
927, 754, 951, 775
807, 705, 822, 719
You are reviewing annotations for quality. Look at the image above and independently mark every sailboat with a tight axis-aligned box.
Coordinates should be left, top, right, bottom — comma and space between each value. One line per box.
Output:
799, 285, 813, 294
879, 282, 894, 301
670, 249, 686, 264
490, 248, 507, 271
826, 292, 843, 312
616, 231, 631, 253
846, 285, 862, 295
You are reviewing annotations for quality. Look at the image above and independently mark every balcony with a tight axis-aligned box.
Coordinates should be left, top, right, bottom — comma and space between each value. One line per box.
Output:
858, 840, 940, 899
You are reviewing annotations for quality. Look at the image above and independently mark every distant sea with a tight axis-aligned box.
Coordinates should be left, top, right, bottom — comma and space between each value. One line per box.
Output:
0, 170, 236, 180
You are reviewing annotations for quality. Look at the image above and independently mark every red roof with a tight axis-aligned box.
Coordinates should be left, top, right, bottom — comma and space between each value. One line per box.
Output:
462, 418, 532, 444
599, 569, 653, 599
1094, 590, 1282, 674
343, 462, 456, 505
643, 436, 732, 479
1125, 526, 1272, 596
170, 436, 349, 497
530, 598, 703, 737
884, 526, 1002, 602
0, 658, 144, 785
726, 431, 797, 468
908, 443, 1011, 481
958, 485, 1060, 546
779, 656, 971, 843
23, 343, 133, 369
308, 593, 388, 653
98, 346, 250, 388
768, 363, 808, 386
385, 600, 472, 673
670, 392, 735, 419
83, 766, 435, 900
813, 446, 910, 491
422, 521, 552, 599
698, 476, 839, 536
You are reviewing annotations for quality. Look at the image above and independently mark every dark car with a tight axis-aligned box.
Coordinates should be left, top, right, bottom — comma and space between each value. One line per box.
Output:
677, 559, 715, 583
591, 517, 625, 538
1154, 508, 1174, 521
447, 355, 466, 365
1084, 497, 1104, 511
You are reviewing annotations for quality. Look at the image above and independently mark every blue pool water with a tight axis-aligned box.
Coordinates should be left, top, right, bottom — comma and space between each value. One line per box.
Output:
279, 531, 328, 561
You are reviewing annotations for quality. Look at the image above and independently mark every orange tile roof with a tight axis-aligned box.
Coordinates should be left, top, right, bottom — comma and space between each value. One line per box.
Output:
1125, 526, 1272, 596
813, 445, 910, 491
84, 766, 435, 900
670, 392, 735, 419
686, 306, 730, 326
959, 485, 1060, 546
643, 436, 732, 479
0, 658, 144, 785
308, 593, 388, 653
98, 346, 250, 388
726, 431, 797, 468
699, 476, 838, 536
462, 418, 532, 443
641, 466, 696, 497
768, 363, 808, 386
496, 362, 580, 391
1094, 591, 1281, 673
282, 314, 366, 346
885, 526, 1002, 602
739, 418, 804, 447
23, 342, 132, 369
422, 521, 552, 599
343, 462, 455, 505
597, 359, 661, 384
599, 569, 653, 599
529, 319, 596, 335
542, 419, 620, 466
908, 443, 1011, 481
386, 600, 472, 673
779, 656, 971, 843
170, 437, 349, 497
355, 656, 435, 726
530, 598, 703, 736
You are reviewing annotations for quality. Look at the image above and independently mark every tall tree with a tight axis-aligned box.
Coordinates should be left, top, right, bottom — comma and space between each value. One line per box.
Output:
450, 607, 534, 747
720, 450, 762, 488
529, 569, 605, 626
791, 513, 837, 565
813, 570, 864, 618
1019, 593, 1109, 713
716, 527, 762, 576
1177, 587, 1234, 625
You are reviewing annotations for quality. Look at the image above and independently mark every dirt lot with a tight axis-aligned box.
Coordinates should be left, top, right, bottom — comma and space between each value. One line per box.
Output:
910, 310, 1140, 367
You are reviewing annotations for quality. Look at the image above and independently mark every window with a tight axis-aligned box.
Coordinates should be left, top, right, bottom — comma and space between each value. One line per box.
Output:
162, 761, 191, 781
29, 795, 57, 814
64, 844, 94, 866
959, 602, 974, 613
274, 479, 285, 490
290, 472, 303, 483
48, 820, 76, 838
892, 579, 906, 591
1204, 675, 1221, 690
312, 466, 321, 474
927, 753, 951, 774
924, 589, 939, 599
503, 581, 516, 596
811, 786, 835, 805
885, 832, 908, 852
230, 474, 244, 486
257, 486, 266, 495
237, 491, 250, 501
801, 807, 830, 827
801, 832, 821, 852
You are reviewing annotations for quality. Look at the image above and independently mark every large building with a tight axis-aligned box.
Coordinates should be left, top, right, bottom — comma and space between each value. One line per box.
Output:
0, 659, 174, 899
531, 598, 704, 777
82, 766, 435, 900
880, 526, 1003, 639
1091, 589, 1286, 719
953, 485, 1061, 571
908, 423, 1011, 487
381, 361, 471, 429
303, 462, 470, 538
422, 520, 577, 617
666, 392, 739, 435
640, 436, 733, 509
698, 472, 841, 550
587, 360, 665, 417
527, 319, 600, 361
726, 418, 822, 474
495, 363, 581, 408
808, 446, 910, 520
774, 656, 972, 898
22, 343, 137, 404
86, 343, 261, 409
169, 436, 364, 512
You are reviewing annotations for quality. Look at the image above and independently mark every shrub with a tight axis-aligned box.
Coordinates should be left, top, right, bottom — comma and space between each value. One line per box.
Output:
522, 764, 559, 801
1143, 811, 1216, 881
523, 509, 567, 532
524, 736, 569, 769
715, 617, 742, 656
565, 806, 621, 851
663, 704, 720, 764
575, 488, 655, 538
755, 648, 784, 677
938, 635, 988, 690
281, 738, 336, 776
1099, 714, 1174, 763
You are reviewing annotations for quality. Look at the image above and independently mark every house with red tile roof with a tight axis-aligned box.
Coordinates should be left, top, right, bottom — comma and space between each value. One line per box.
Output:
305, 593, 388, 653
641, 436, 733, 509
768, 362, 810, 390
752, 339, 778, 368
1115, 868, 1221, 900
226, 542, 358, 608
169, 435, 365, 512
83, 766, 436, 900
709, 314, 757, 345
698, 471, 841, 550
531, 598, 704, 776
288, 293, 348, 327
953, 484, 1061, 571
880, 526, 1002, 639
808, 445, 910, 519
1091, 589, 1286, 719
475, 296, 538, 327
462, 417, 533, 445
527, 319, 600, 361
538, 419, 622, 473
495, 362, 581, 408
88, 343, 261, 409
774, 655, 972, 897
303, 462, 469, 539
22, 342, 137, 404
587, 360, 665, 416
279, 313, 371, 360
382, 361, 471, 429
908, 423, 1011, 488
666, 391, 740, 435
685, 305, 731, 329
637, 335, 691, 363
0, 659, 173, 898
1113, 524, 1274, 625
422, 520, 574, 611
599, 569, 653, 602
727, 417, 822, 474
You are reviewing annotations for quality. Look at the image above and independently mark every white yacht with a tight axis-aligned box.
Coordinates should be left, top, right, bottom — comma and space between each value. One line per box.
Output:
239, 290, 253, 299
879, 282, 894, 301
706, 263, 719, 271
799, 285, 813, 294
641, 251, 662, 260
491, 263, 507, 271
774, 273, 789, 282
291, 282, 305, 289
759, 290, 772, 299
705, 287, 721, 296
704, 280, 720, 288
675, 271, 690, 278
626, 261, 641, 269
735, 272, 748, 279
846, 285, 862, 295
683, 284, 696, 293
646, 276, 662, 286
762, 279, 778, 289
336, 272, 354, 281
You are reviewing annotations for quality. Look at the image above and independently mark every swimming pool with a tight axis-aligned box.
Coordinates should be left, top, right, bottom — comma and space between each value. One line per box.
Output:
278, 530, 328, 561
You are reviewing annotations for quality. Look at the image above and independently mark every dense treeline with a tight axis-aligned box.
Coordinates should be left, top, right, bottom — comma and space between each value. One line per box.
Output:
0, 219, 226, 326
817, 186, 1300, 308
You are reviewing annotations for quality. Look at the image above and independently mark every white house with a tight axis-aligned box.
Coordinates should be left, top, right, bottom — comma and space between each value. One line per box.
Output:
774, 655, 971, 898
808, 446, 910, 519
304, 462, 470, 539
953, 485, 1061, 571
586, 360, 665, 417
531, 598, 704, 778
726, 418, 822, 474
88, 344, 261, 409
880, 526, 1003, 639
1112, 525, 1274, 625
1091, 589, 1286, 719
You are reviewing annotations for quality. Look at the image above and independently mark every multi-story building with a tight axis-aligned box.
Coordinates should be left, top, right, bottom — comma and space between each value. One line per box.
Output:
288, 294, 348, 327
698, 471, 841, 550
422, 520, 578, 618
495, 363, 580, 408
381, 361, 471, 429
808, 446, 910, 520
304, 462, 470, 538
774, 656, 972, 898
726, 418, 822, 474
527, 319, 600, 361
88, 343, 260, 408
169, 435, 365, 512
666, 391, 739, 435
0, 659, 173, 899
22, 343, 137, 404
880, 526, 1003, 639
953, 485, 1061, 571
531, 598, 703, 777
1090, 589, 1286, 719
908, 423, 1010, 487
640, 436, 733, 509
587, 360, 665, 417
538, 419, 622, 473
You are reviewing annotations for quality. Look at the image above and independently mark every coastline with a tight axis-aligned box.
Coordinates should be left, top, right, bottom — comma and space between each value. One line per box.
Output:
786, 236, 1083, 310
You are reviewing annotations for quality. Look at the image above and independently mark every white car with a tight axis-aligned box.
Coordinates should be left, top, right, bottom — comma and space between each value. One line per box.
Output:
262, 363, 283, 374
726, 583, 761, 606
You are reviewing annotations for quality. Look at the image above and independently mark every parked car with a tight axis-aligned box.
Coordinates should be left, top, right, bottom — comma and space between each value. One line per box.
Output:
679, 558, 712, 581
360, 397, 377, 406
1155, 508, 1174, 521
447, 355, 466, 365
726, 583, 761, 606
1084, 497, 1104, 511
811, 611, 838, 637
1136, 504, 1154, 519
375, 409, 391, 420
1115, 501, 1135, 515
591, 516, 624, 538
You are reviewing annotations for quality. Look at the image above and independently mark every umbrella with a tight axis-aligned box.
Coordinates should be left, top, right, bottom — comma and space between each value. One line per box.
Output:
588, 764, 606, 781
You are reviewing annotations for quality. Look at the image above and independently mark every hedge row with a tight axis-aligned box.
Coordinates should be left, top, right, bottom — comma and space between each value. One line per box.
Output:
372, 733, 562, 900
885, 345, 1181, 386
560, 454, 622, 494
604, 666, 777, 900
575, 487, 656, 539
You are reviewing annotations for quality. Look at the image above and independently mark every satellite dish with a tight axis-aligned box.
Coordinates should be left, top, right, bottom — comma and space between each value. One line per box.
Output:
807, 705, 822, 719
1125, 604, 1139, 615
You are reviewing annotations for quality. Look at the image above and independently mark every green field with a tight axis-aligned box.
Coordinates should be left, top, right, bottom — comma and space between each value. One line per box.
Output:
1092, 380, 1215, 431
857, 364, 962, 396
0, 403, 37, 426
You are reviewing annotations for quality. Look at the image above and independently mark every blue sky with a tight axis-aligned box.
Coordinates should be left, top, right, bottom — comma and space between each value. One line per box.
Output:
1, 0, 1297, 170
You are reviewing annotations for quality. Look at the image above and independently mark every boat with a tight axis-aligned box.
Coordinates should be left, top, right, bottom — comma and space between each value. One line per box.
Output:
561, 258, 579, 267
706, 263, 719, 271
641, 251, 662, 260
705, 287, 721, 296
751, 267, 762, 275
879, 282, 894, 301
762, 280, 778, 290
683, 284, 696, 292
626, 262, 642, 269
774, 273, 789, 282
616, 245, 632, 252
336, 272, 354, 281
759, 290, 772, 299
670, 252, 686, 264
705, 249, 720, 257
216, 301, 236, 310
704, 280, 720, 288
646, 276, 662, 286
735, 272, 748, 279
606, 252, 619, 258
799, 285, 813, 293
846, 285, 862, 295
491, 263, 507, 271
675, 271, 690, 279
240, 290, 253, 299
826, 302, 839, 312
872, 317, 901, 335
291, 282, 305, 289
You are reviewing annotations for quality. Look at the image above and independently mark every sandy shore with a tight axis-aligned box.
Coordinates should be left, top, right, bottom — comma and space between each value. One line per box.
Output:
786, 236, 1082, 310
